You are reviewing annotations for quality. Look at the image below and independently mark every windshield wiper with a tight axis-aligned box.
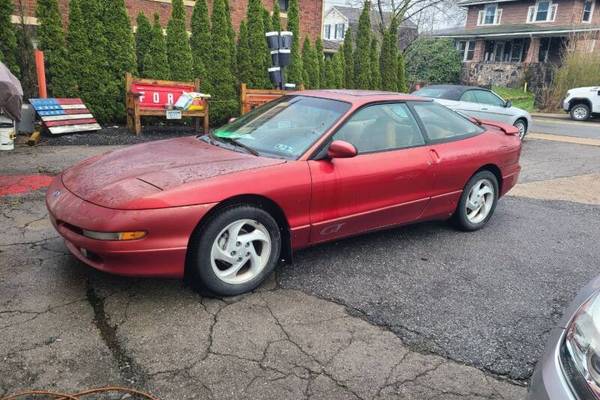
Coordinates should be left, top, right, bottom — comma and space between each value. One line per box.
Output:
217, 136, 260, 156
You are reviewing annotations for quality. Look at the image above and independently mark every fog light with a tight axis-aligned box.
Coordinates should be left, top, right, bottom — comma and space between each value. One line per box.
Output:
82, 230, 146, 241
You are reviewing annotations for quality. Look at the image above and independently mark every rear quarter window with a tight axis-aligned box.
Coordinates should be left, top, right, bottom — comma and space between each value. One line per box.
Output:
412, 102, 484, 142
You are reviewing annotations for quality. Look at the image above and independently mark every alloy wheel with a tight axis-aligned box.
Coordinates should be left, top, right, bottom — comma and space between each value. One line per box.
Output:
465, 179, 495, 224
210, 219, 272, 285
573, 106, 589, 120
514, 121, 526, 140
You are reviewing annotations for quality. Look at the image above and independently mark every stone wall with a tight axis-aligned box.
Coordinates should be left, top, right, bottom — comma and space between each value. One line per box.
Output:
461, 62, 527, 88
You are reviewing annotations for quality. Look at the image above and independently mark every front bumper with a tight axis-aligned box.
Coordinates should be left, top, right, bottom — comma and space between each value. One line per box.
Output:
528, 327, 576, 400
46, 175, 216, 278
562, 98, 571, 112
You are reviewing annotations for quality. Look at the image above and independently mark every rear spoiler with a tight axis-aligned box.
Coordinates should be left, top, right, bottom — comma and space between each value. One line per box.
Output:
468, 116, 519, 136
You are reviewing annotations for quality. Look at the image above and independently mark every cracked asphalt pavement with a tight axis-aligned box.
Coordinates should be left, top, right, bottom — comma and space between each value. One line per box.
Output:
1, 135, 599, 399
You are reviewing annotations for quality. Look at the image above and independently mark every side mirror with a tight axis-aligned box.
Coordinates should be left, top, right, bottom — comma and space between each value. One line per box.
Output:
504, 100, 512, 108
327, 140, 357, 159
228, 117, 237, 124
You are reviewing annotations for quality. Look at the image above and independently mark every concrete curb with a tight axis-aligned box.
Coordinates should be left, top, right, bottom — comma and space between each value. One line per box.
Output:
531, 112, 568, 120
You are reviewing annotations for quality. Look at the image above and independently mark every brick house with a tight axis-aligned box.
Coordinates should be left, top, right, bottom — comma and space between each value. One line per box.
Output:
10, 0, 324, 41
434, 0, 600, 87
321, 5, 418, 56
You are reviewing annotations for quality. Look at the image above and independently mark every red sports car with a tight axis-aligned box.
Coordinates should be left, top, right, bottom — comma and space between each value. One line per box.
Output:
46, 90, 521, 296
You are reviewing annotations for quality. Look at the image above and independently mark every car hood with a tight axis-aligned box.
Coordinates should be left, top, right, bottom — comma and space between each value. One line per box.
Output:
62, 136, 284, 209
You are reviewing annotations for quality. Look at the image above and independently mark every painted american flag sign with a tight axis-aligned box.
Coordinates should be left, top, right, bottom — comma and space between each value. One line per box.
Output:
30, 98, 101, 135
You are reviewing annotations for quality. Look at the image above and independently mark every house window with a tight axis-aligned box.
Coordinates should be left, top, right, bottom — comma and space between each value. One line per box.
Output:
483, 39, 525, 62
583, 0, 594, 22
334, 23, 345, 39
456, 40, 475, 61
527, 0, 558, 22
324, 24, 331, 39
478, 4, 502, 25
278, 0, 289, 11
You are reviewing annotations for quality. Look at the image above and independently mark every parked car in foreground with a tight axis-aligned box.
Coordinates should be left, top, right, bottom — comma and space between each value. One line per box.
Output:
528, 274, 600, 400
563, 86, 600, 121
46, 90, 522, 296
412, 85, 532, 140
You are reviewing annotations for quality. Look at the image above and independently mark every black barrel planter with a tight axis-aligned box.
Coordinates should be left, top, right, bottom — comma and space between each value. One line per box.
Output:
270, 50, 280, 66
268, 67, 282, 86
279, 31, 293, 49
266, 31, 280, 50
278, 49, 291, 66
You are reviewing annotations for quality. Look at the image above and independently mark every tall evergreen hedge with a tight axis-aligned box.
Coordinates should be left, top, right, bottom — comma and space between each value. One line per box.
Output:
301, 38, 318, 89
63, 0, 91, 97
333, 51, 344, 88
271, 0, 281, 32
380, 18, 399, 92
144, 14, 170, 80
315, 38, 324, 89
342, 32, 354, 88
236, 20, 251, 86
369, 37, 381, 90
0, 0, 19, 75
35, 0, 69, 96
286, 0, 303, 85
397, 52, 408, 92
166, 0, 193, 81
208, 0, 238, 124
246, 0, 269, 88
135, 12, 152, 75
353, 1, 371, 90
190, 0, 210, 85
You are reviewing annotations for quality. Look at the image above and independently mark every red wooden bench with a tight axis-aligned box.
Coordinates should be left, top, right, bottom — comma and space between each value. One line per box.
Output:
126, 72, 209, 135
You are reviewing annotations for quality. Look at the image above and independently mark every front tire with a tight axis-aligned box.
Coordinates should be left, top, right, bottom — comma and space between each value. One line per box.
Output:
189, 205, 281, 296
452, 171, 499, 231
570, 103, 591, 121
513, 119, 527, 140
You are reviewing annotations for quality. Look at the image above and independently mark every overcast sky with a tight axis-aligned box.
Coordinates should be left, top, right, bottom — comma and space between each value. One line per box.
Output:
323, 0, 466, 31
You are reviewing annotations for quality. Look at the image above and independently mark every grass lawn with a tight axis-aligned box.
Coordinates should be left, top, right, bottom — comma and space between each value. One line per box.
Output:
492, 86, 535, 112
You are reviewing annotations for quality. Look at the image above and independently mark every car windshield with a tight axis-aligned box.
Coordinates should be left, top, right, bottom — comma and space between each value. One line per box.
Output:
211, 95, 351, 159
412, 87, 464, 101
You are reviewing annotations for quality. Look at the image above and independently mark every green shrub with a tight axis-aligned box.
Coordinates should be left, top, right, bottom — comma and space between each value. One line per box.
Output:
135, 12, 152, 75
353, 1, 371, 89
144, 14, 170, 80
285, 0, 303, 85
190, 0, 210, 86
271, 0, 281, 32
315, 38, 324, 89
405, 38, 461, 86
63, 0, 92, 97
36, 0, 69, 96
369, 37, 381, 90
342, 32, 354, 88
245, 0, 269, 88
0, 0, 19, 75
166, 0, 193, 81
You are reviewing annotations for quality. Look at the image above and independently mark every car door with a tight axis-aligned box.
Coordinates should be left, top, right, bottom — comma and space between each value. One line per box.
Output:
452, 90, 485, 117
410, 101, 490, 219
308, 102, 434, 244
470, 90, 513, 124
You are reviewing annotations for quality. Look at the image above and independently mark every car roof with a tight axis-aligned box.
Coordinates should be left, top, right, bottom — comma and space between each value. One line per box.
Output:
417, 85, 490, 101
294, 89, 432, 105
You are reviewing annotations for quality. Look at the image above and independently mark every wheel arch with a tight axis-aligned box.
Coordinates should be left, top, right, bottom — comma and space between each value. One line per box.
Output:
474, 164, 503, 195
184, 194, 293, 281
568, 97, 592, 110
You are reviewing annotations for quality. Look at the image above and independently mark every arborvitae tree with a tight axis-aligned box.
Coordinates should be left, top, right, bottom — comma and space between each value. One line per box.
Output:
63, 0, 91, 97
271, 0, 281, 32
35, 0, 69, 96
0, 0, 19, 75
135, 12, 152, 75
80, 0, 112, 121
263, 7, 273, 33
342, 32, 354, 88
353, 1, 371, 90
208, 0, 238, 124
166, 0, 193, 81
322, 58, 334, 88
190, 0, 210, 85
334, 51, 345, 88
286, 0, 303, 85
301, 38, 317, 89
223, 0, 236, 71
144, 14, 170, 80
397, 52, 408, 92
246, 0, 269, 88
315, 38, 324, 89
380, 18, 399, 92
15, 24, 37, 98
369, 37, 381, 90
102, 0, 136, 120
236, 20, 251, 86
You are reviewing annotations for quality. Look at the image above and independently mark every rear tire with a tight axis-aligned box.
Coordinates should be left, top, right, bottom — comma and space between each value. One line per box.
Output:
570, 103, 591, 121
452, 170, 499, 231
188, 205, 281, 297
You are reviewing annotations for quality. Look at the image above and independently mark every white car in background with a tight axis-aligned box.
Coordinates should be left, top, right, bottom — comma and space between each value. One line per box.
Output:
413, 85, 532, 140
562, 86, 600, 121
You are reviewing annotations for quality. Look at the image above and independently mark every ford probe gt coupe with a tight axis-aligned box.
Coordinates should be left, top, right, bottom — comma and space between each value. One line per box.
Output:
46, 90, 522, 296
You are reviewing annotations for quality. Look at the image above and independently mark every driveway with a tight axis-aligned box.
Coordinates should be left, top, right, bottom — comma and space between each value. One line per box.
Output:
2, 133, 599, 399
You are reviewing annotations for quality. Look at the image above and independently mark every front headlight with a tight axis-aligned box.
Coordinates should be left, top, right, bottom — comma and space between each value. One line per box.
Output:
564, 290, 600, 398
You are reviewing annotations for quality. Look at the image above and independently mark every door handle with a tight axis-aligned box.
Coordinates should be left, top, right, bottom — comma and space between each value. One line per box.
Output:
480, 107, 489, 111
429, 149, 441, 164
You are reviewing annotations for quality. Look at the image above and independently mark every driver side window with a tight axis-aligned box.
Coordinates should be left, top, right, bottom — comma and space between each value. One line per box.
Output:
474, 90, 505, 107
333, 103, 425, 154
